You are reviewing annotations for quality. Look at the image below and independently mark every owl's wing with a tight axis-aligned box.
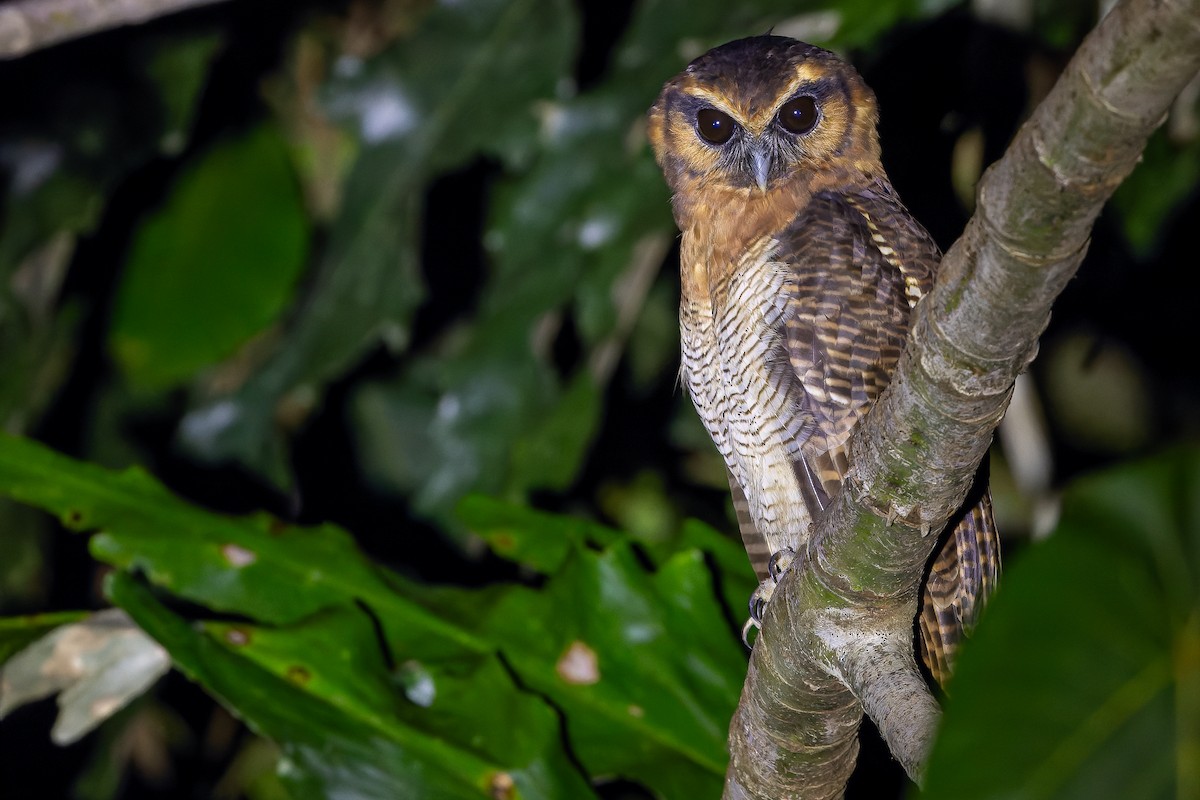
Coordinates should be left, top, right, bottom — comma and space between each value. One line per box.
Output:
775, 186, 927, 507
728, 187, 920, 582
771, 185, 997, 684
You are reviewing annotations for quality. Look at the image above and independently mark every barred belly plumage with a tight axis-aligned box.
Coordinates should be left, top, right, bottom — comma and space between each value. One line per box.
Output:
680, 237, 813, 575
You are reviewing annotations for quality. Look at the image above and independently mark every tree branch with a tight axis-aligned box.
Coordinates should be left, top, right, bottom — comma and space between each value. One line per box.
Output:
724, 0, 1200, 796
0, 0, 231, 59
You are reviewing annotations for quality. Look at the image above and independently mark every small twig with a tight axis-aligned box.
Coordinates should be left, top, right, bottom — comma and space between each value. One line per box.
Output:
0, 0, 232, 59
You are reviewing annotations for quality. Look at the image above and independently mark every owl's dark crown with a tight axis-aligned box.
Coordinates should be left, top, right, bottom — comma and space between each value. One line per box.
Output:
681, 36, 839, 119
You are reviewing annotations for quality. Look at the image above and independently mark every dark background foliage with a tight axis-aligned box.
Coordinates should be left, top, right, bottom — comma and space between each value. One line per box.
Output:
0, 0, 1196, 797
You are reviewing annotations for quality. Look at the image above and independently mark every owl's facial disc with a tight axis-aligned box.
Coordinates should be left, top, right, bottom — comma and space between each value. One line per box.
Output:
689, 91, 827, 193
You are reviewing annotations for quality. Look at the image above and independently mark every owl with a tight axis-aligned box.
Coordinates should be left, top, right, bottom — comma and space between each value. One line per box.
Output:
647, 35, 999, 685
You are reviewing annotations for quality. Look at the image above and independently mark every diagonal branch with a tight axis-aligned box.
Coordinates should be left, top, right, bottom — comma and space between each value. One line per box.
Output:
724, 0, 1200, 796
0, 0, 231, 59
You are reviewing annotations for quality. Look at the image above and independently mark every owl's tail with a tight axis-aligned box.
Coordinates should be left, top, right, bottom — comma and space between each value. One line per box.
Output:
918, 487, 1002, 688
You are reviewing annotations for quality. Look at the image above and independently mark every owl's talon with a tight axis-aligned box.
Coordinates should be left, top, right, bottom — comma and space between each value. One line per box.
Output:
741, 547, 804, 648
767, 547, 795, 581
741, 617, 759, 648
742, 585, 770, 648
748, 586, 769, 622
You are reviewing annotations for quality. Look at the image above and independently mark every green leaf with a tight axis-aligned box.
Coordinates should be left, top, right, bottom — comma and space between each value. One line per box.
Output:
0, 433, 748, 796
197, 603, 593, 800
677, 518, 758, 621
350, 353, 555, 521
110, 123, 309, 391
473, 543, 748, 798
507, 371, 603, 494
457, 494, 621, 574
0, 432, 483, 650
922, 446, 1200, 800
108, 575, 510, 800
1110, 130, 1200, 258
0, 434, 595, 797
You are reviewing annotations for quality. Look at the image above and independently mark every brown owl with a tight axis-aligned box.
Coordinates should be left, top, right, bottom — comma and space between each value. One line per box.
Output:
647, 35, 999, 685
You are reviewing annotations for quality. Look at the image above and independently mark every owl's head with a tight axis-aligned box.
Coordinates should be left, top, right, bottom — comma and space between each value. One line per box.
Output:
648, 36, 882, 199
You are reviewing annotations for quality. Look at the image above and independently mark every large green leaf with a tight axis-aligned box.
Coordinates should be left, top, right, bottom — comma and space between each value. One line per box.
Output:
109, 575, 592, 800
921, 447, 1200, 800
0, 432, 482, 648
0, 434, 592, 797
110, 123, 309, 391
0, 433, 752, 797
401, 507, 751, 799
488, 544, 746, 798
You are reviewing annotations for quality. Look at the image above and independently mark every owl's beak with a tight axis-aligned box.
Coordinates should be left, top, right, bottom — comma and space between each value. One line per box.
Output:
751, 147, 772, 192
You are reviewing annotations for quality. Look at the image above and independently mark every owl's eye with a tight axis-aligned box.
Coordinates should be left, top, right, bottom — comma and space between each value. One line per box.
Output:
778, 96, 819, 134
696, 108, 736, 145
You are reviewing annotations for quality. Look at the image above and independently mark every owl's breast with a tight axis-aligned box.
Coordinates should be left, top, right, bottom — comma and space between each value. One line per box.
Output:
679, 231, 811, 543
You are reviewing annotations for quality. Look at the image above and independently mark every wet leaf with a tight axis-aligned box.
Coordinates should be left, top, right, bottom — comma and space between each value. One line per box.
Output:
922, 447, 1200, 800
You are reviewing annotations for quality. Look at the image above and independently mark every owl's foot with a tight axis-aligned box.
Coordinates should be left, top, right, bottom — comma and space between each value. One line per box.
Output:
741, 547, 797, 647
